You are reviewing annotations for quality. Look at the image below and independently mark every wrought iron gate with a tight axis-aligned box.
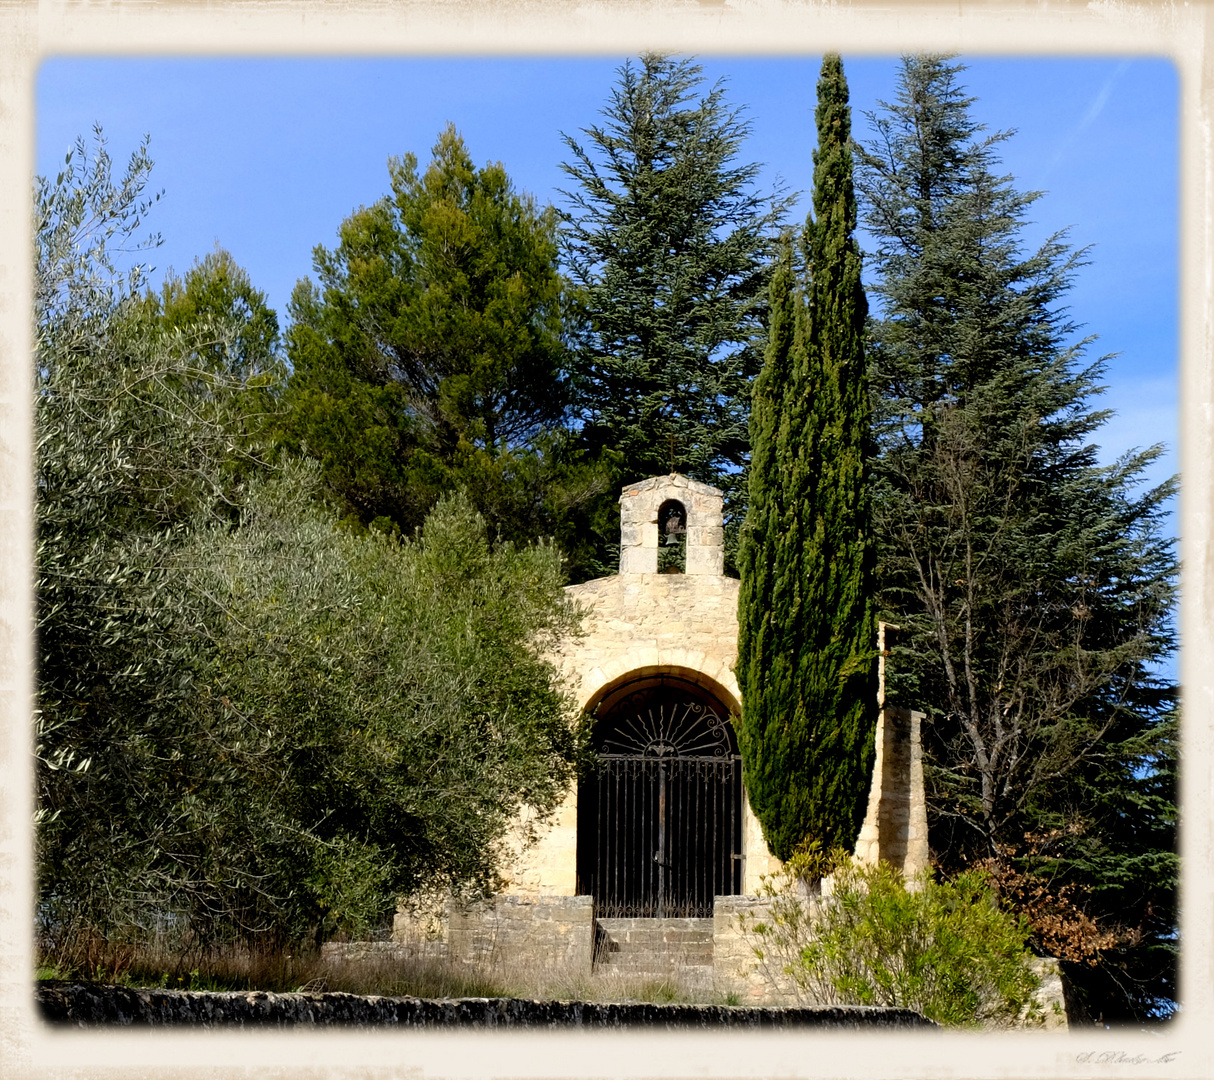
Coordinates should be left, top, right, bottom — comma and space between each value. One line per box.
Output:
576, 685, 743, 918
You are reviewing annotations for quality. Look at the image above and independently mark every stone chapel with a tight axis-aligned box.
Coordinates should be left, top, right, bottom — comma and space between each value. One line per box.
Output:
375, 473, 931, 998
501, 472, 782, 903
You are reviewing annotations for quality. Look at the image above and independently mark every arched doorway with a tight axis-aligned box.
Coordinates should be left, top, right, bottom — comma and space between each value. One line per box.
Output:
576, 673, 743, 917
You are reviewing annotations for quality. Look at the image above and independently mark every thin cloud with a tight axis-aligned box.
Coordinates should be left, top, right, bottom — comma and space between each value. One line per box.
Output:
1045, 59, 1133, 179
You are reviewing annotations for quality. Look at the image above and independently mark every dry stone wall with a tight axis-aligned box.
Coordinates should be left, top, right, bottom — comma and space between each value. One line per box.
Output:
388, 895, 594, 973
35, 981, 937, 1028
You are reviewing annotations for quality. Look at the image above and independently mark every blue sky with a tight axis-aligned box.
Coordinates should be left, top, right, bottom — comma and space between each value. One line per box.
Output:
35, 54, 1178, 493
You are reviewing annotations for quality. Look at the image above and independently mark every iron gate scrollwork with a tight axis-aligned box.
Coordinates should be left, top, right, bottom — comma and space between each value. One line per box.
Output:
576, 678, 743, 918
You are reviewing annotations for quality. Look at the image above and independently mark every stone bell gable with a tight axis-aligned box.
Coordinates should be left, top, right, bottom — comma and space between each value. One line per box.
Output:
619, 474, 725, 576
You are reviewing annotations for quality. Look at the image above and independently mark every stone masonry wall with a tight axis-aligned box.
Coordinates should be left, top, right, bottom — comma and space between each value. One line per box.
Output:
852, 706, 929, 877
558, 572, 742, 712
447, 894, 595, 975
712, 895, 799, 1006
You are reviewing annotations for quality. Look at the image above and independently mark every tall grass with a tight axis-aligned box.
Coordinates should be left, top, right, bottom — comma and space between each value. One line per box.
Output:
36, 936, 727, 1005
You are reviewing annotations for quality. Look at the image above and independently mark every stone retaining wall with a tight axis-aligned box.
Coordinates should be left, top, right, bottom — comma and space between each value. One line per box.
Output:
350, 895, 596, 975
322, 939, 447, 964
35, 981, 937, 1029
448, 894, 594, 972
712, 895, 798, 1006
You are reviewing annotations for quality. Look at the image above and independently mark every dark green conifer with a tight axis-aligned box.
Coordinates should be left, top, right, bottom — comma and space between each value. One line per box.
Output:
858, 55, 1177, 1020
559, 55, 791, 569
736, 54, 876, 863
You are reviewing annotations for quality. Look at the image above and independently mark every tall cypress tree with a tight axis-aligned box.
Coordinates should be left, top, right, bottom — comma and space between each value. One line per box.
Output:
736, 54, 876, 863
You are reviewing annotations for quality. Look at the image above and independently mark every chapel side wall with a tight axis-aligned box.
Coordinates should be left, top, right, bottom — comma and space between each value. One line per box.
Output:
497, 795, 579, 895
742, 798, 782, 891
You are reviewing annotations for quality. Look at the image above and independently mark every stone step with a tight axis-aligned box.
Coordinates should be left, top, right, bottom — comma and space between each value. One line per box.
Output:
595, 917, 714, 941
593, 917, 716, 975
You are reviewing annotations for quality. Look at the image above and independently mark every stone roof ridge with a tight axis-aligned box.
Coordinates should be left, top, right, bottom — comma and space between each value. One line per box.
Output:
620, 473, 722, 498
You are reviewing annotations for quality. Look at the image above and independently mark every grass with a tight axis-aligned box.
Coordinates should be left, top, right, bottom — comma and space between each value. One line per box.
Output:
35, 938, 739, 1007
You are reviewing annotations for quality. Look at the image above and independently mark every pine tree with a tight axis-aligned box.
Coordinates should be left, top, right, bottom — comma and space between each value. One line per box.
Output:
736, 55, 876, 863
560, 54, 789, 549
858, 54, 1178, 1020
281, 125, 612, 550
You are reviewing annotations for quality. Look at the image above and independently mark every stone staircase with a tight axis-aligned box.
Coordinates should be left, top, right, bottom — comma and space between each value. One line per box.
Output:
593, 917, 716, 993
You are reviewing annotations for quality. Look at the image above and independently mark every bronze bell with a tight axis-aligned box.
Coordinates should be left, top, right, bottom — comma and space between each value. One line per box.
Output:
663, 509, 685, 544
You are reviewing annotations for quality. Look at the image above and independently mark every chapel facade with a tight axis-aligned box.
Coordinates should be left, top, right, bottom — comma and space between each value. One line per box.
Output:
499, 473, 782, 905
381, 473, 931, 1002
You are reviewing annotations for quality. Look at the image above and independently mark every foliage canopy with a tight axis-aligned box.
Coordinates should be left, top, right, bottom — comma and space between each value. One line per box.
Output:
743, 859, 1043, 1028
34, 132, 581, 956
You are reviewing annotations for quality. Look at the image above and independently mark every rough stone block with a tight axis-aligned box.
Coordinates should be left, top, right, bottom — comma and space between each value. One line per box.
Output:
619, 545, 657, 575
688, 526, 724, 549
446, 895, 594, 974
685, 546, 725, 576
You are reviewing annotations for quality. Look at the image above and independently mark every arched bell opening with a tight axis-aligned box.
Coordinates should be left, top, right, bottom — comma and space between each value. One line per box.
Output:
656, 499, 686, 574
576, 672, 743, 917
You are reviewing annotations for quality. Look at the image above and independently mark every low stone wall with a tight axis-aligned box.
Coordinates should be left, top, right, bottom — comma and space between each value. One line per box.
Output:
712, 895, 798, 1006
712, 896, 1071, 1029
334, 895, 596, 976
36, 982, 937, 1029
448, 894, 595, 973
321, 939, 448, 965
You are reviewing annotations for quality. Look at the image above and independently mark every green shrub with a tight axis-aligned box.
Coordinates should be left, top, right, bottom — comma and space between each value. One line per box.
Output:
743, 859, 1041, 1027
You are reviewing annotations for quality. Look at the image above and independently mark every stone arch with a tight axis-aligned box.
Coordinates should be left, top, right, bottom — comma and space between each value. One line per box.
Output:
583, 664, 741, 720
574, 654, 742, 719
